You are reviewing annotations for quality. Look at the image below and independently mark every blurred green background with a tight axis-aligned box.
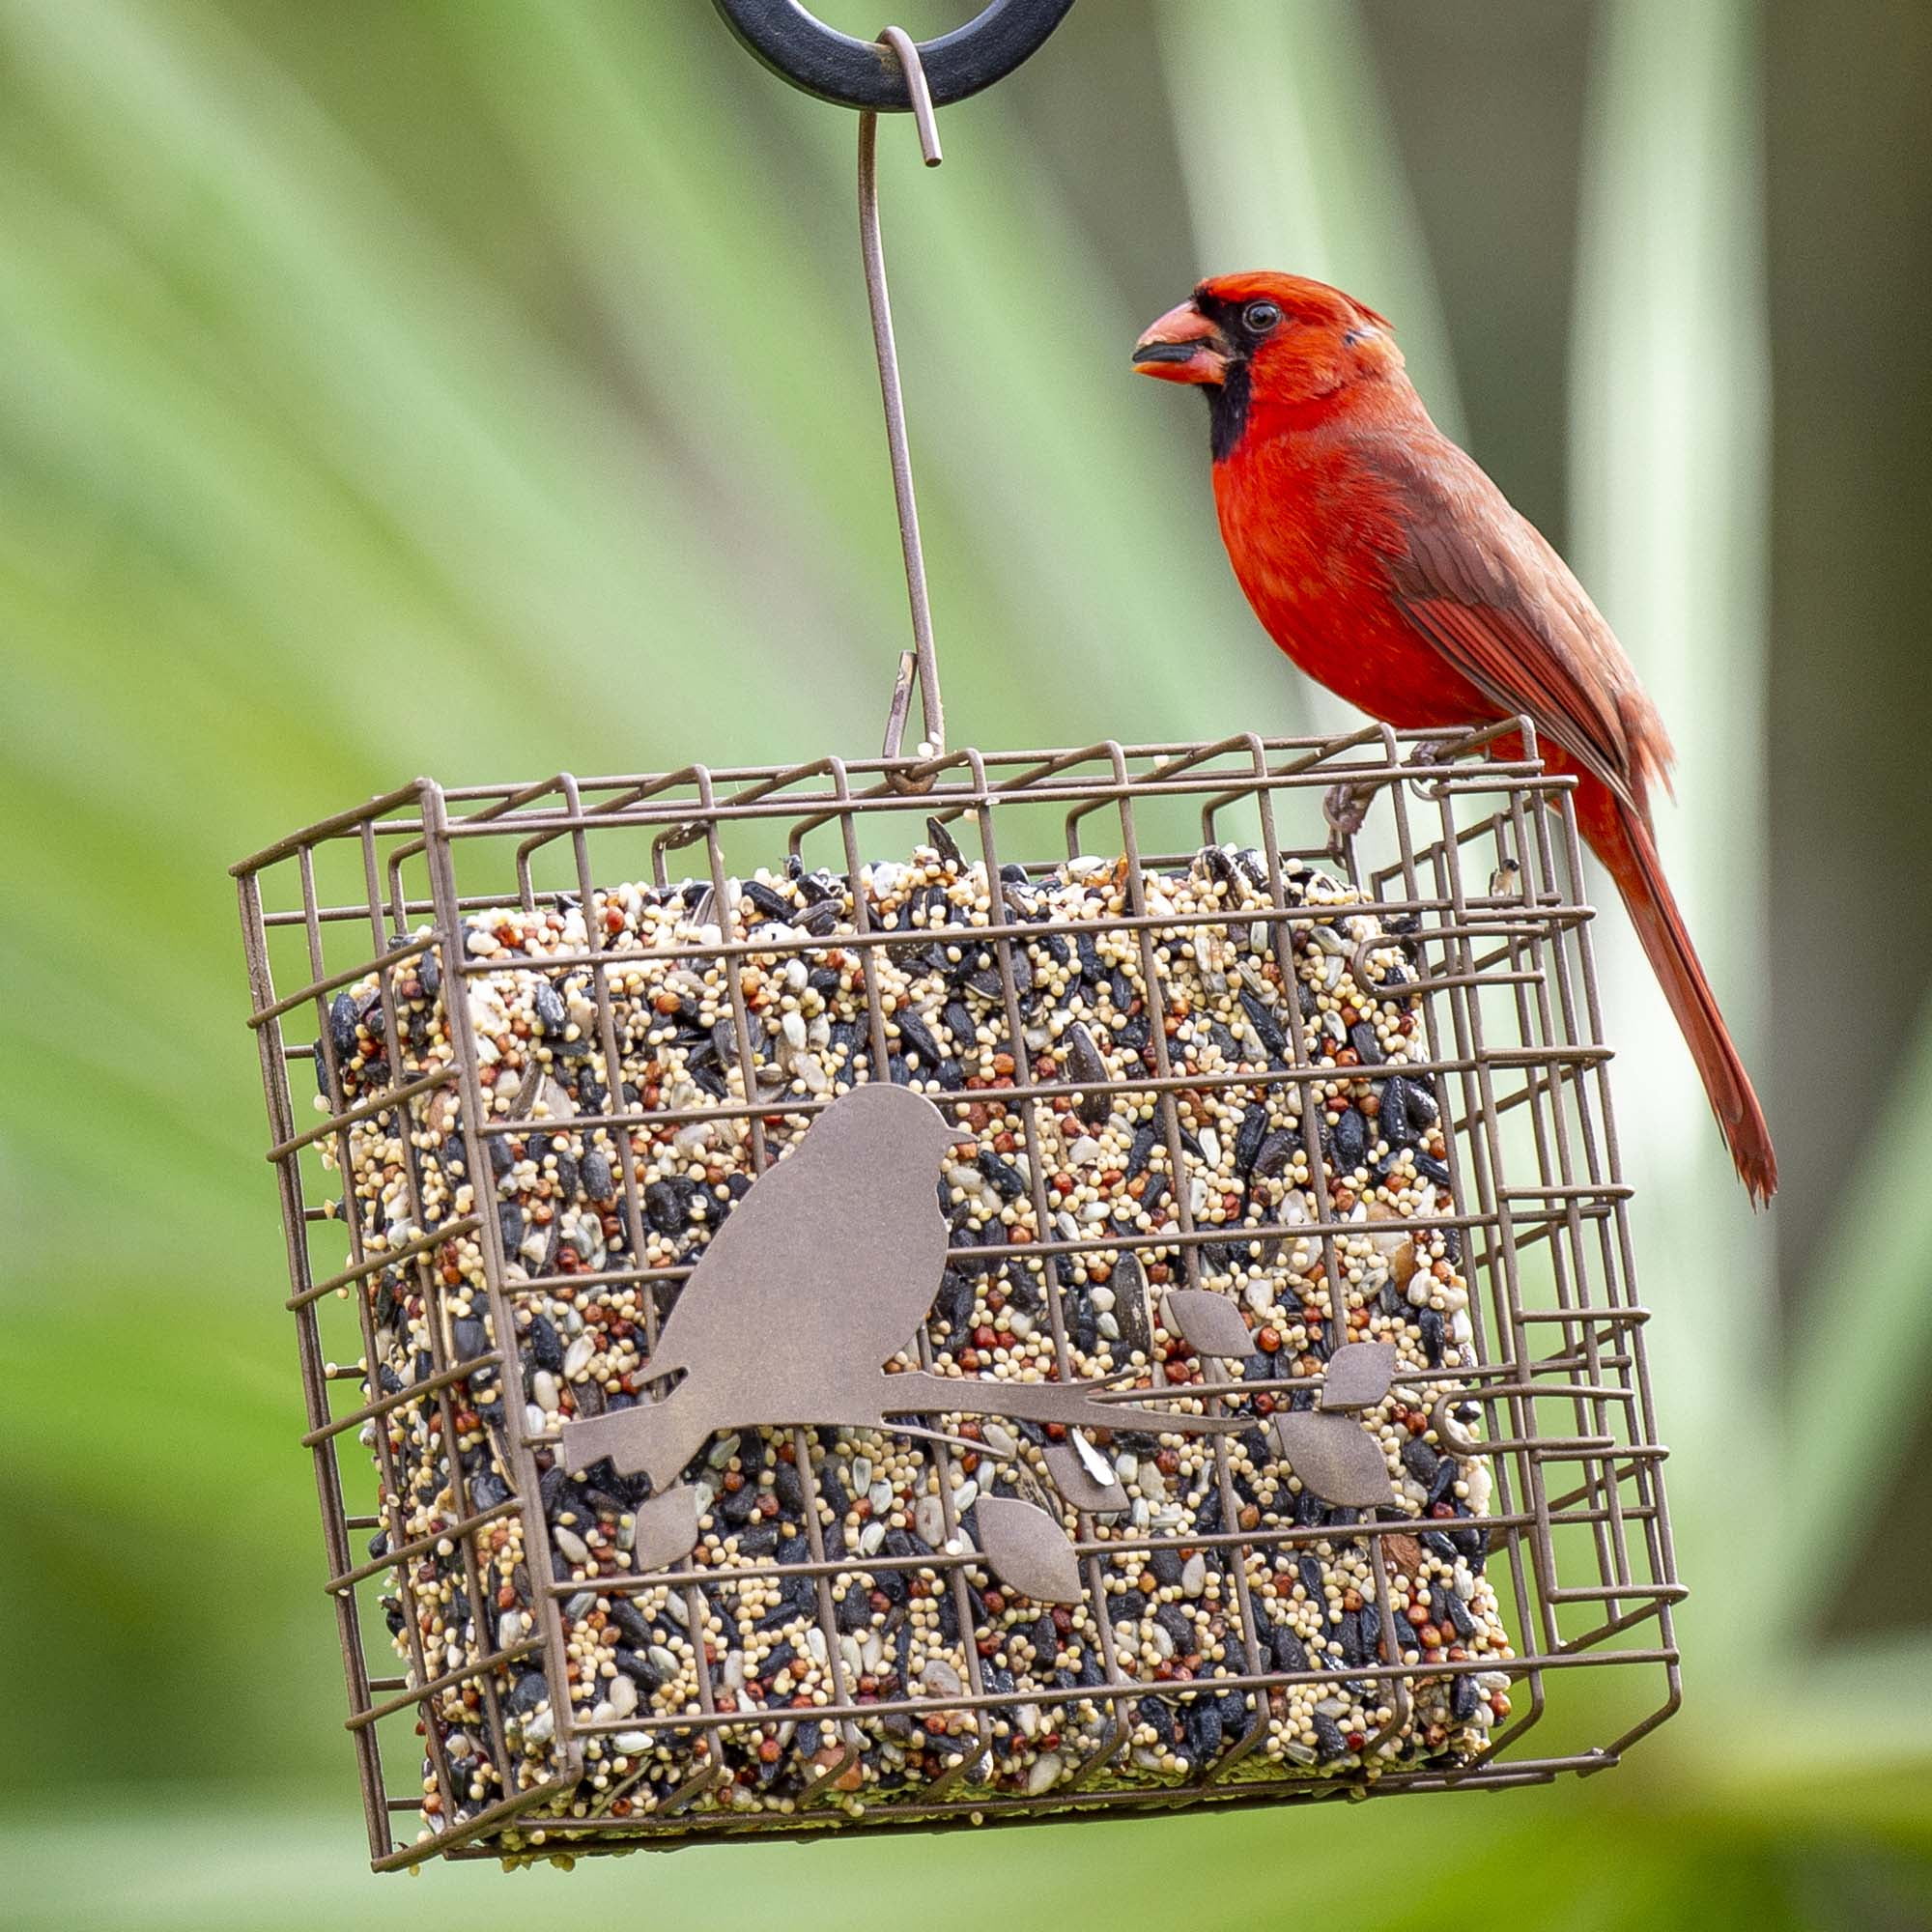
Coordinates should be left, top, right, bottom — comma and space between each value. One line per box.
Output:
3, 1, 1929, 1926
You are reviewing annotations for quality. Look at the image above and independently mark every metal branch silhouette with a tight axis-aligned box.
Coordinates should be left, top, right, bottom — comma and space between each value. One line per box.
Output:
556, 1083, 1250, 1491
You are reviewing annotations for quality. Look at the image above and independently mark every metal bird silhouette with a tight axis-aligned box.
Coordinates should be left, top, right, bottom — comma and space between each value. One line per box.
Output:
556, 1082, 1248, 1492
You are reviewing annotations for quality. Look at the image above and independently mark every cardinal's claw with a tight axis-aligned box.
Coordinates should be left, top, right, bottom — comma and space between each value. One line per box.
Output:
1322, 780, 1378, 842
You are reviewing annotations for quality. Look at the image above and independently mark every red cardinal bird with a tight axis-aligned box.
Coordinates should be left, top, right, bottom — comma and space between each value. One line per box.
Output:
1134, 270, 1775, 1201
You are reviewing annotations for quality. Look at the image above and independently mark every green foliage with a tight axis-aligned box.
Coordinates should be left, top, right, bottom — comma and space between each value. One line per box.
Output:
1, 1, 1925, 1925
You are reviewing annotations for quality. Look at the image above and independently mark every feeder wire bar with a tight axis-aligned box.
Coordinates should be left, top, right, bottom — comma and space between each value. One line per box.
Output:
862, 28, 946, 767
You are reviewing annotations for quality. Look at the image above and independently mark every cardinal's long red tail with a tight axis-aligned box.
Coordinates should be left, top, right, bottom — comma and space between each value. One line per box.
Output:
1581, 791, 1777, 1203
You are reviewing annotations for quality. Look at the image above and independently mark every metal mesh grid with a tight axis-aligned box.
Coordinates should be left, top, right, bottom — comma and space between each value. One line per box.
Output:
235, 719, 1681, 1871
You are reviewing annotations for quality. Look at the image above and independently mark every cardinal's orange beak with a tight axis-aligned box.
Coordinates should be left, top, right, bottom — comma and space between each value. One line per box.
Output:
1132, 300, 1229, 384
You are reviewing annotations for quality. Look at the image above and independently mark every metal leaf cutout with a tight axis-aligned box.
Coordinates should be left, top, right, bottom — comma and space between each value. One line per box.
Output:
1161, 1288, 1255, 1360
974, 1492, 1083, 1604
626, 1482, 703, 1574
1042, 1435, 1127, 1516
1272, 1409, 1396, 1508
1320, 1341, 1397, 1412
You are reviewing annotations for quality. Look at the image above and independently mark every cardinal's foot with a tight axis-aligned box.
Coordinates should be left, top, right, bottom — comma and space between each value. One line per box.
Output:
1409, 737, 1463, 777
1323, 779, 1378, 842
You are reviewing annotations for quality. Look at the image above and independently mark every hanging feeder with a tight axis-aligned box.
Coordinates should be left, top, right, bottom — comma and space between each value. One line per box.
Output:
234, 0, 1681, 1874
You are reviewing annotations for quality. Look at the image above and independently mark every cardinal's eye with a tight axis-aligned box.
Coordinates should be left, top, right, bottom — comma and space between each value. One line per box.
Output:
1241, 299, 1283, 336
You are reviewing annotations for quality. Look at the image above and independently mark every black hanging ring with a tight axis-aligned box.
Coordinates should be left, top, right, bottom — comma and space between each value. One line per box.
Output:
711, 0, 1075, 111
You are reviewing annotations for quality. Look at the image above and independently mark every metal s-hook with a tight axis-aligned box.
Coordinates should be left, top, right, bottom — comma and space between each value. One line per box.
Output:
712, 0, 1074, 112
861, 29, 944, 769
716, 9, 1076, 771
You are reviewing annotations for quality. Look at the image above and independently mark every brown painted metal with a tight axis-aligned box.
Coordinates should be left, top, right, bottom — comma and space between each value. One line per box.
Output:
234, 722, 1682, 1870
1160, 1288, 1258, 1362
556, 1081, 1251, 1508
971, 1493, 1085, 1605
1321, 1341, 1398, 1411
1271, 1409, 1400, 1510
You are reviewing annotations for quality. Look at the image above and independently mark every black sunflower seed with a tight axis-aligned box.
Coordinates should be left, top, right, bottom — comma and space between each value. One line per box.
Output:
1238, 990, 1288, 1058
1253, 1128, 1298, 1179
977, 1149, 1026, 1200
1312, 1713, 1350, 1761
1296, 1552, 1324, 1605
1233, 1102, 1270, 1175
895, 1009, 948, 1073
1066, 1284, 1098, 1353
469, 1469, 511, 1511
1378, 1075, 1419, 1148
612, 1646, 665, 1691
526, 1312, 564, 1374
741, 880, 792, 921
327, 991, 358, 1060
1418, 1306, 1446, 1366
644, 1179, 692, 1235
1184, 1699, 1224, 1761
935, 1267, 975, 1334
1330, 1106, 1368, 1173
1338, 1610, 1366, 1665
1137, 1695, 1178, 1745
1063, 1022, 1109, 1124
607, 1598, 652, 1649
924, 816, 964, 868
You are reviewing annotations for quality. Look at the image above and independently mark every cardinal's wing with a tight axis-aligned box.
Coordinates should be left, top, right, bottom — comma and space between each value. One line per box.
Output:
1360, 431, 1671, 823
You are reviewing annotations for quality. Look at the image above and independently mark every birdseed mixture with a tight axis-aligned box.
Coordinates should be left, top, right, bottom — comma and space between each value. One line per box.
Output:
320, 838, 1514, 1861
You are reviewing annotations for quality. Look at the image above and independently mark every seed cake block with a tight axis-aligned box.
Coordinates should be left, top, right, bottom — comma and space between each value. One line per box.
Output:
323, 839, 1512, 1858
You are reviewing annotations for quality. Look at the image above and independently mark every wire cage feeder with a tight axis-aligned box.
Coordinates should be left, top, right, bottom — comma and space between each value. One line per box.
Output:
233, 1, 1681, 1875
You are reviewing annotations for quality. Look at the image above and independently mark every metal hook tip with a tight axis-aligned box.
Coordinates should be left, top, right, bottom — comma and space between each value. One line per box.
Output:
879, 25, 943, 165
